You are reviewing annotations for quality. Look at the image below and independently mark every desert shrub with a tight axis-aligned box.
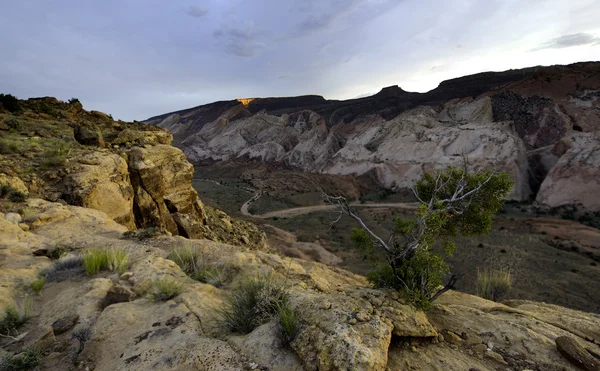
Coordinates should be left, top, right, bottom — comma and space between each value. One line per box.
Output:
82, 248, 128, 275
0, 185, 13, 198
153, 276, 184, 301
7, 190, 27, 203
68, 97, 80, 105
0, 300, 31, 337
0, 93, 21, 113
476, 267, 512, 301
31, 276, 46, 295
334, 162, 513, 309
48, 245, 68, 260
277, 301, 299, 346
219, 274, 289, 334
43, 256, 85, 282
0, 347, 41, 371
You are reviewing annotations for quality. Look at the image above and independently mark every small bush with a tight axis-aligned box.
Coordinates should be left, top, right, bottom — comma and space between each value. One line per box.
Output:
48, 245, 68, 260
0, 347, 41, 371
277, 301, 299, 346
0, 138, 24, 154
153, 276, 183, 301
122, 227, 162, 240
0, 93, 21, 113
8, 190, 27, 203
43, 256, 85, 282
476, 267, 512, 302
219, 274, 289, 334
0, 185, 12, 198
0, 306, 24, 336
31, 276, 46, 295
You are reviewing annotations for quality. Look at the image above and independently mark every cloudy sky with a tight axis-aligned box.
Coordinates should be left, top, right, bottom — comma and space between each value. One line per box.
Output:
1, 0, 599, 121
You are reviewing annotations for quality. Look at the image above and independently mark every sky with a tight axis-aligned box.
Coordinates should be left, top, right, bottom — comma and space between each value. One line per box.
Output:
0, 0, 599, 121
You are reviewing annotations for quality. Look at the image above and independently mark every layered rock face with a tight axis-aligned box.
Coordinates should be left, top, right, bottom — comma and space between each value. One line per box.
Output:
146, 62, 600, 211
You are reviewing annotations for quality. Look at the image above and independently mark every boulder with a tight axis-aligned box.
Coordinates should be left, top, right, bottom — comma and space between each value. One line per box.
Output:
127, 145, 206, 236
51, 314, 79, 335
61, 151, 135, 229
74, 122, 104, 147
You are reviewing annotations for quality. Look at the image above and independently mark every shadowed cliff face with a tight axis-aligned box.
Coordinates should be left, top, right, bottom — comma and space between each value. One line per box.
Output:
145, 62, 600, 211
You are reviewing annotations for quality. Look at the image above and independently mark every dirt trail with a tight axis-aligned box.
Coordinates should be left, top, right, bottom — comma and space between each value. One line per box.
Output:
240, 191, 418, 218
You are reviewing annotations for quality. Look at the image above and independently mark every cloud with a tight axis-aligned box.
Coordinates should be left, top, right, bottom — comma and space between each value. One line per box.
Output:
534, 32, 600, 50
213, 25, 266, 57
185, 5, 208, 18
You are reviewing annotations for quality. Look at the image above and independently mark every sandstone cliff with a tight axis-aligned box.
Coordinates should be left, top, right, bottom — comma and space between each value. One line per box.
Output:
0, 97, 267, 249
146, 62, 600, 212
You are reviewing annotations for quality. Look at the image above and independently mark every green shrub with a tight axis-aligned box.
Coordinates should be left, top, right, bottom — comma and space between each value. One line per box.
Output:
8, 190, 27, 203
0, 301, 31, 337
82, 249, 108, 275
0, 94, 21, 113
82, 248, 128, 275
0, 347, 41, 371
277, 301, 299, 345
219, 274, 289, 334
476, 267, 512, 301
153, 276, 184, 301
48, 245, 68, 260
0, 185, 13, 198
31, 277, 45, 295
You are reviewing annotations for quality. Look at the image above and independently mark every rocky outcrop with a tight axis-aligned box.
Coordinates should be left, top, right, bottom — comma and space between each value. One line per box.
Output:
536, 133, 600, 212
127, 144, 206, 237
1, 201, 599, 370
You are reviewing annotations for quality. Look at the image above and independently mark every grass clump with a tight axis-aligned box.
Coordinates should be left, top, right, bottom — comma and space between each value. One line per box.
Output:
167, 244, 201, 275
0, 347, 41, 371
153, 276, 184, 301
82, 248, 128, 275
277, 301, 300, 346
0, 299, 31, 337
30, 276, 46, 295
219, 274, 289, 334
167, 244, 229, 287
476, 267, 513, 302
0, 185, 27, 203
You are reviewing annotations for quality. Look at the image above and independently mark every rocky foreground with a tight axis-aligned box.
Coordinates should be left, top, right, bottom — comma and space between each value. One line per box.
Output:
1, 199, 600, 370
147, 62, 600, 216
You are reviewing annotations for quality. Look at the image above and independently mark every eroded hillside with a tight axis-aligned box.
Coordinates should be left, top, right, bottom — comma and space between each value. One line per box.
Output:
146, 62, 600, 217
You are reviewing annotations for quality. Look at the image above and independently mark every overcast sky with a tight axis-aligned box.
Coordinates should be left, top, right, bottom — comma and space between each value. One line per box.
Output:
1, 0, 599, 121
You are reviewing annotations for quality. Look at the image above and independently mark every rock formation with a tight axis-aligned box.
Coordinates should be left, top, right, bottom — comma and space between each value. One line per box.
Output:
146, 62, 600, 212
1, 199, 599, 370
